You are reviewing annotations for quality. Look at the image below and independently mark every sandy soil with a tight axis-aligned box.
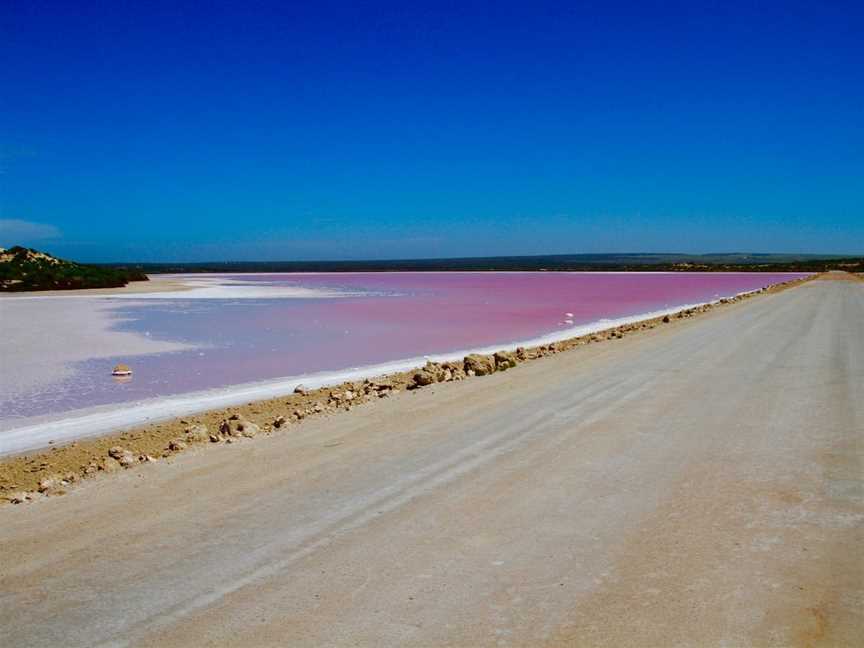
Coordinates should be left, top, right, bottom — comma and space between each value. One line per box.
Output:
0, 274, 860, 647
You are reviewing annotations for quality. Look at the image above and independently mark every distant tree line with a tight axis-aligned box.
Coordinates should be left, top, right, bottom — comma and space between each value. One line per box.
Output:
110, 254, 864, 274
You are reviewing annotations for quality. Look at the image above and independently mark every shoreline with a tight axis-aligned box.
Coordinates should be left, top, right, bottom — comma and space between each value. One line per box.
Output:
0, 272, 820, 504
0, 274, 195, 299
0, 276, 807, 454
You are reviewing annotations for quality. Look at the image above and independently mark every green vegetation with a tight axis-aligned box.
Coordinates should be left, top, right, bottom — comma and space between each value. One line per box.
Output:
0, 246, 148, 292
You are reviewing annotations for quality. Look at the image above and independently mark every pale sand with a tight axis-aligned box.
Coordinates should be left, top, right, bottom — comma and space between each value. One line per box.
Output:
0, 277, 860, 646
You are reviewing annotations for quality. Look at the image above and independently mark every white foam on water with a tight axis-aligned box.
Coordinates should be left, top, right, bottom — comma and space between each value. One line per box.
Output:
0, 286, 773, 457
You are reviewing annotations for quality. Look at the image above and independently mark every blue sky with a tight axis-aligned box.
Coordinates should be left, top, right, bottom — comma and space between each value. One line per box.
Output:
2, 1, 862, 262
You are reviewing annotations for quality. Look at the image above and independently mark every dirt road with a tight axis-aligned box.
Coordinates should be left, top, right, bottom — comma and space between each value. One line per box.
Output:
1, 278, 861, 647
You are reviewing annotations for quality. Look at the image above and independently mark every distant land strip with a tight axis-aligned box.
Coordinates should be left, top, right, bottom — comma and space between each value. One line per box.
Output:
104, 253, 864, 274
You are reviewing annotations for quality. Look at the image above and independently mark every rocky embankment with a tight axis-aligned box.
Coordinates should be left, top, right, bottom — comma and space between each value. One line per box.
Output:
0, 274, 815, 505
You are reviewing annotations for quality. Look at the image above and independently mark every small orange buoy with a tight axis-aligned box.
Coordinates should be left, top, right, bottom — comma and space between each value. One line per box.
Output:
112, 363, 133, 377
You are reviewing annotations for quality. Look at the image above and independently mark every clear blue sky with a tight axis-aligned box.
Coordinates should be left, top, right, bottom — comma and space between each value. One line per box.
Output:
2, 1, 862, 262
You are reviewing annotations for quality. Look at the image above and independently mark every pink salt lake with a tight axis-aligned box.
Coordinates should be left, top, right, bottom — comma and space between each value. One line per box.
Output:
0, 272, 807, 427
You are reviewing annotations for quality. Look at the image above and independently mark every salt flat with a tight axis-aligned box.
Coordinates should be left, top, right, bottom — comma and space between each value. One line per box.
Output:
0, 296, 190, 402
0, 278, 861, 646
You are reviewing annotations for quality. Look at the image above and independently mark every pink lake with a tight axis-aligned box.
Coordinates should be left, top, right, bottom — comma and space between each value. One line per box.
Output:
0, 272, 807, 427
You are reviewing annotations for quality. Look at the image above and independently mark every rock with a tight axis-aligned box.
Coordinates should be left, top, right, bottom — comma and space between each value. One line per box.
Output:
344, 390, 355, 401
37, 474, 73, 496
8, 492, 31, 505
101, 457, 122, 473
442, 362, 466, 380
108, 446, 135, 467
662, 315, 670, 323
443, 369, 453, 382
273, 415, 286, 428
294, 384, 308, 395
313, 403, 324, 413
184, 423, 209, 442
168, 439, 187, 452
464, 354, 496, 376
220, 418, 260, 438
37, 477, 57, 493
108, 446, 129, 460
413, 370, 436, 387
238, 421, 260, 438
423, 362, 447, 382
209, 433, 221, 443
515, 346, 527, 361
493, 351, 518, 371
